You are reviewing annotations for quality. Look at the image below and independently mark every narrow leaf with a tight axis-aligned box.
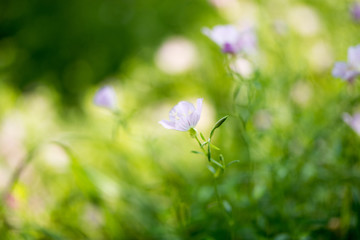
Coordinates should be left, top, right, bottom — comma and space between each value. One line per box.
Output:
226, 160, 240, 167
191, 150, 204, 155
207, 165, 216, 174
210, 143, 220, 151
211, 159, 224, 169
200, 132, 206, 141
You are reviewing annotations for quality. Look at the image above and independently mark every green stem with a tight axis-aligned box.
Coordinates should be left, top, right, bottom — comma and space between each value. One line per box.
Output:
238, 117, 253, 197
194, 135, 207, 156
213, 178, 221, 208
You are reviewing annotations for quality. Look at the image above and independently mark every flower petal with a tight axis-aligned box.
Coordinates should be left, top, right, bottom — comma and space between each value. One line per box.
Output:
160, 99, 203, 131
203, 25, 240, 48
159, 120, 176, 130
188, 98, 203, 127
332, 62, 359, 82
343, 112, 360, 135
332, 62, 348, 78
348, 45, 360, 69
174, 101, 196, 117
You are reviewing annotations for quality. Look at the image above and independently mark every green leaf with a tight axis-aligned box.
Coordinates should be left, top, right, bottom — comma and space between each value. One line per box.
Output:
207, 165, 216, 174
210, 115, 229, 138
226, 160, 240, 167
210, 159, 224, 169
200, 132, 206, 141
191, 150, 204, 155
210, 143, 220, 151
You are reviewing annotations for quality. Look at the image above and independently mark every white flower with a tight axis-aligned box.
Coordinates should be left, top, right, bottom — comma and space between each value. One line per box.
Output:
202, 25, 257, 54
159, 98, 203, 131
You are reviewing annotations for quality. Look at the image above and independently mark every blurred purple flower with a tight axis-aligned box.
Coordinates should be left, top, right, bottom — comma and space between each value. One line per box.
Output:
159, 98, 203, 131
351, 2, 360, 21
332, 62, 359, 82
202, 25, 256, 54
343, 112, 360, 135
332, 45, 360, 82
93, 85, 117, 110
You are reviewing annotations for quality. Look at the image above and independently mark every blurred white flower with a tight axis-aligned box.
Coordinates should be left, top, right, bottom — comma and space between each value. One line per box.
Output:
155, 37, 198, 75
273, 20, 288, 36
0, 113, 26, 166
40, 144, 69, 171
230, 57, 254, 78
209, 0, 234, 8
253, 110, 272, 130
343, 112, 360, 135
159, 98, 203, 131
290, 81, 313, 107
82, 204, 104, 227
288, 6, 321, 37
308, 41, 334, 72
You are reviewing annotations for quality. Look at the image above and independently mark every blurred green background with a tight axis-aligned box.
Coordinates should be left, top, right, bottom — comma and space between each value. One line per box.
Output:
1, 0, 360, 239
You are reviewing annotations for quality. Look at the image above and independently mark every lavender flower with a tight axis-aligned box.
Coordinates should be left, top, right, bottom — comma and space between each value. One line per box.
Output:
159, 98, 203, 131
351, 2, 360, 21
93, 85, 117, 110
343, 112, 360, 135
202, 25, 256, 55
332, 45, 360, 82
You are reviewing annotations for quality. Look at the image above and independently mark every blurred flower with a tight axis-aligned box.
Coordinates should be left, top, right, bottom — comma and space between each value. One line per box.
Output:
155, 37, 198, 75
287, 6, 321, 37
93, 85, 117, 110
202, 25, 256, 55
273, 20, 288, 36
308, 41, 334, 72
210, 0, 234, 8
0, 113, 26, 166
332, 45, 360, 82
40, 144, 69, 172
229, 57, 254, 78
290, 81, 313, 107
159, 98, 203, 131
82, 204, 104, 227
253, 110, 272, 130
351, 2, 360, 21
343, 112, 360, 135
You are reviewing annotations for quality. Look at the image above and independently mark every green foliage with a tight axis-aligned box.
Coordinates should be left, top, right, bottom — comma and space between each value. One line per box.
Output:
0, 0, 360, 239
